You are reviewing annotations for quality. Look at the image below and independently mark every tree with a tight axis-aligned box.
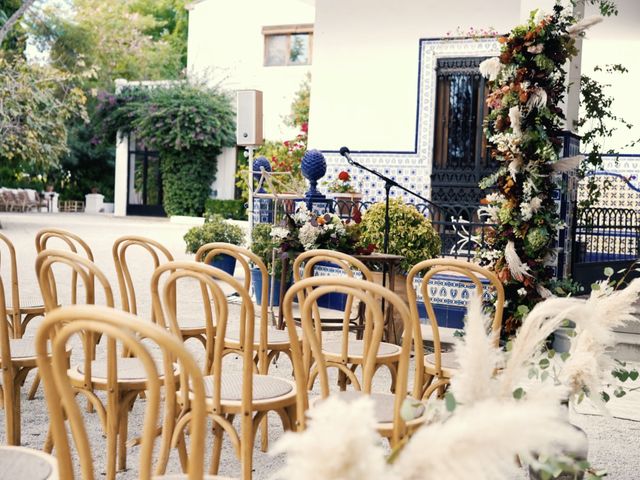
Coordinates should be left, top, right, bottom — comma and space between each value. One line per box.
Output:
0, 0, 36, 48
0, 57, 88, 169
29, 0, 183, 90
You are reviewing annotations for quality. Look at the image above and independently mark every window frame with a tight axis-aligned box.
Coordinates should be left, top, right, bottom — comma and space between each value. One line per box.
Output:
262, 24, 314, 67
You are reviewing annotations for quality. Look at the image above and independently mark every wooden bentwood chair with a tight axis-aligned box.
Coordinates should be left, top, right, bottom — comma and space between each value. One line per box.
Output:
406, 258, 505, 399
0, 233, 46, 339
151, 261, 297, 479
292, 250, 403, 392
36, 249, 154, 479
34, 304, 219, 480
0, 275, 50, 446
283, 276, 427, 447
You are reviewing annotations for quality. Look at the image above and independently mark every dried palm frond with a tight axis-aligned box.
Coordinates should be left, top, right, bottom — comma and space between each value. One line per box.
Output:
450, 295, 500, 405
391, 392, 584, 480
272, 396, 388, 480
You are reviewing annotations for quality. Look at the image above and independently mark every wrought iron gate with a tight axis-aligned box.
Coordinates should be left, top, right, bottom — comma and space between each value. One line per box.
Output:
572, 206, 640, 291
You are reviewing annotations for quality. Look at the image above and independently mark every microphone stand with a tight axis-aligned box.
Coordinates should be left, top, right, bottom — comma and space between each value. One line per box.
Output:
340, 148, 439, 256
340, 147, 443, 341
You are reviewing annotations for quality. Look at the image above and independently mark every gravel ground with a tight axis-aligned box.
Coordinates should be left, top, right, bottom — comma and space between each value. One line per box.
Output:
1, 212, 639, 479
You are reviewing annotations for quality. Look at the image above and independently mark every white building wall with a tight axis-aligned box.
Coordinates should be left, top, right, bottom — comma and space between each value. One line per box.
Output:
308, 0, 520, 152
187, 0, 314, 141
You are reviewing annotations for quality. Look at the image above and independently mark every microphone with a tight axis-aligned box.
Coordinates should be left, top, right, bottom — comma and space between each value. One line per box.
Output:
339, 146, 354, 165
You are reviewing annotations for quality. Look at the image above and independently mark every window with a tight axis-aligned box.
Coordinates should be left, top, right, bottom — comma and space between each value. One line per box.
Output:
263, 24, 313, 66
431, 57, 495, 207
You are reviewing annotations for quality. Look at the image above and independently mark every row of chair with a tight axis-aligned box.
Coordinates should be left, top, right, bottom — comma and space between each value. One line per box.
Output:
0, 188, 47, 212
0, 229, 505, 480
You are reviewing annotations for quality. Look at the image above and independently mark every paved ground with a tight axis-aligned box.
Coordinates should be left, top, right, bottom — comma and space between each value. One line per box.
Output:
0, 212, 639, 479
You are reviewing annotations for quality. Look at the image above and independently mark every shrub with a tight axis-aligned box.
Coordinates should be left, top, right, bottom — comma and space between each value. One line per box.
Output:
96, 82, 235, 216
183, 214, 245, 254
250, 223, 282, 275
359, 198, 441, 272
204, 198, 247, 221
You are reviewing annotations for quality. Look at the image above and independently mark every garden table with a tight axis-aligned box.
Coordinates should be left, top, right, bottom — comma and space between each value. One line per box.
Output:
276, 252, 405, 344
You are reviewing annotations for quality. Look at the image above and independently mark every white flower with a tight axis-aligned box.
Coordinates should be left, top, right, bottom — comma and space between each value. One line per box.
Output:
293, 205, 311, 224
298, 223, 320, 250
508, 106, 522, 137
517, 288, 528, 297
527, 44, 544, 54
533, 8, 549, 25
270, 227, 290, 241
479, 57, 502, 81
530, 196, 543, 213
527, 87, 548, 110
520, 202, 533, 221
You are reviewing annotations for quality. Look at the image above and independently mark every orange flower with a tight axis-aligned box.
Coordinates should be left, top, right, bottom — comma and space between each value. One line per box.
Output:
317, 217, 326, 226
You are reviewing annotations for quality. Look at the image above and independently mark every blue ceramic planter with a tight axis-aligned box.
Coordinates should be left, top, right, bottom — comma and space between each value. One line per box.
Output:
209, 254, 237, 276
251, 268, 291, 306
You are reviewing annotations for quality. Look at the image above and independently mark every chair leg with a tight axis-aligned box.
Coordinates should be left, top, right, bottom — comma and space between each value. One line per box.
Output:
27, 372, 40, 400
4, 383, 20, 446
43, 425, 54, 453
241, 415, 254, 480
117, 398, 130, 471
260, 413, 268, 453
209, 421, 225, 475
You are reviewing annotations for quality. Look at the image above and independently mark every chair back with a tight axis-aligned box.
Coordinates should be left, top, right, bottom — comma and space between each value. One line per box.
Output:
35, 249, 114, 312
35, 228, 94, 304
34, 305, 207, 480
406, 259, 505, 382
283, 275, 414, 446
195, 242, 270, 368
112, 235, 174, 318
0, 233, 21, 316
0, 276, 14, 395
151, 261, 255, 413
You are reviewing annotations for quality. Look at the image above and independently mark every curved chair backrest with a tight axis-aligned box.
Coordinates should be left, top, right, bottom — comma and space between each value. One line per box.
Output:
151, 261, 256, 413
406, 259, 505, 383
35, 249, 115, 312
35, 228, 95, 305
112, 235, 174, 317
35, 305, 207, 480
0, 275, 14, 399
283, 275, 414, 446
0, 233, 21, 319
195, 242, 270, 364
292, 250, 375, 354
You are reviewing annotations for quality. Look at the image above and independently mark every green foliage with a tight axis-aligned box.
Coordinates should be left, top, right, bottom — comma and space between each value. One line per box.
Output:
577, 64, 638, 207
285, 72, 310, 128
204, 198, 247, 221
0, 0, 28, 57
250, 223, 281, 275
183, 214, 245, 254
359, 198, 441, 272
28, 0, 183, 87
96, 82, 235, 216
0, 57, 88, 169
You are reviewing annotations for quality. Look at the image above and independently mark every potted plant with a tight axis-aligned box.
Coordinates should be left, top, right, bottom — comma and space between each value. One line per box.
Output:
325, 171, 362, 217
184, 214, 245, 275
359, 198, 441, 335
249, 223, 289, 306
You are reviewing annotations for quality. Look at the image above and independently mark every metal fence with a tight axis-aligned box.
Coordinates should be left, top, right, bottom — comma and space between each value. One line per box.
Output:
574, 207, 640, 263
259, 198, 494, 260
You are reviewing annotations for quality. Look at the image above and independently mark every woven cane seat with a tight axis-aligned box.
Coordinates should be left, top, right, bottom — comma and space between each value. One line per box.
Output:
317, 391, 425, 424
225, 327, 291, 345
0, 446, 56, 480
202, 373, 293, 401
154, 475, 235, 479
4, 294, 45, 310
77, 357, 172, 381
6, 339, 48, 360
424, 351, 459, 370
322, 339, 400, 357
177, 317, 206, 330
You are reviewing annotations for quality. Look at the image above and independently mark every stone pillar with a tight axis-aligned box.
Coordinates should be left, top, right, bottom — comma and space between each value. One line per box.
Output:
85, 193, 105, 214
113, 132, 128, 217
